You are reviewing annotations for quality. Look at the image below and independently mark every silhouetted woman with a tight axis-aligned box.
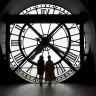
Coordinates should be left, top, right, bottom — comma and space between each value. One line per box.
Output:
45, 55, 55, 86
37, 55, 45, 86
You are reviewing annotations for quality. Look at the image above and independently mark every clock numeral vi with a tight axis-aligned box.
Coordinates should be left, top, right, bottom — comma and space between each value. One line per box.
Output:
71, 39, 80, 46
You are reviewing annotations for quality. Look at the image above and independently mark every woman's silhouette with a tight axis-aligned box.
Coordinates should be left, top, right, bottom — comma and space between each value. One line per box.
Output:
45, 55, 55, 86
37, 55, 45, 86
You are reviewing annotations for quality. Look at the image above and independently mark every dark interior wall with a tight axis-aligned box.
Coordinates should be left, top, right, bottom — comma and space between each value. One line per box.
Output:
83, 0, 96, 77
0, 0, 96, 84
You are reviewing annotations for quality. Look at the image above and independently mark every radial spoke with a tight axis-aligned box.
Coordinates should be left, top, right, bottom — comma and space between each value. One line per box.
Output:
54, 44, 67, 49
47, 23, 51, 35
70, 33, 80, 37
50, 36, 68, 42
23, 36, 36, 41
54, 44, 80, 52
11, 44, 37, 53
47, 23, 62, 40
11, 33, 36, 41
40, 23, 44, 35
23, 45, 37, 50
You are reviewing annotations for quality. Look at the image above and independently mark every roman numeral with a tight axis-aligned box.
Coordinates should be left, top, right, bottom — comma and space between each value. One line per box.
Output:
66, 52, 77, 63
11, 40, 22, 46
68, 24, 77, 29
41, 9, 50, 14
56, 62, 66, 75
71, 39, 80, 46
11, 40, 19, 46
15, 25, 25, 32
14, 53, 24, 64
10, 56, 17, 68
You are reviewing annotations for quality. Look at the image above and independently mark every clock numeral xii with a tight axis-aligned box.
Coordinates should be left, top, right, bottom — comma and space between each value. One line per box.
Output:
41, 9, 50, 14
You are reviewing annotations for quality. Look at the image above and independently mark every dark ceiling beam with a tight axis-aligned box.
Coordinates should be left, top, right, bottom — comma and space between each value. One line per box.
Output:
3, 13, 88, 24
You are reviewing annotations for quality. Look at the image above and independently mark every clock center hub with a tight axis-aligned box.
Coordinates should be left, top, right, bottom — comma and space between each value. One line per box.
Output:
36, 34, 54, 51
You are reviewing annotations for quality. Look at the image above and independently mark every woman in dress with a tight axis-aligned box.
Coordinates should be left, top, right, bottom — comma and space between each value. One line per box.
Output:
45, 55, 55, 86
37, 55, 45, 86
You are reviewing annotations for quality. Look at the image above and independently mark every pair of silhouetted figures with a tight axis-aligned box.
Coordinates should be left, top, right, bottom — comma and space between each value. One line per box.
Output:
37, 55, 55, 86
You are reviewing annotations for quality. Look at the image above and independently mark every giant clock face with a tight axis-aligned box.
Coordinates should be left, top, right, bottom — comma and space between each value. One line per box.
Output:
9, 4, 86, 83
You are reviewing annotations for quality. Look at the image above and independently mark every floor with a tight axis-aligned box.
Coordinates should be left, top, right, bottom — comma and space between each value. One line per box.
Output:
0, 83, 96, 96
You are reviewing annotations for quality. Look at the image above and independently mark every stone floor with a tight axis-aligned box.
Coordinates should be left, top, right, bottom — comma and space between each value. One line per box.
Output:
0, 83, 96, 96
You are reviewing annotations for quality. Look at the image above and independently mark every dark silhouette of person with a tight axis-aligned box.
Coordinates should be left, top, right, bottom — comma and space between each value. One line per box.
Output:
45, 55, 55, 86
37, 55, 45, 86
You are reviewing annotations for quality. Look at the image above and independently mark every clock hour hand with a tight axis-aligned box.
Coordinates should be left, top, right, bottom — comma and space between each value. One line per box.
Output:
29, 39, 66, 60
14, 41, 45, 71
48, 43, 77, 72
29, 43, 46, 60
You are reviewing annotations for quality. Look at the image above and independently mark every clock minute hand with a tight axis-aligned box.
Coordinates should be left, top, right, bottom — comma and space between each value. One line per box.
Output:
14, 41, 45, 72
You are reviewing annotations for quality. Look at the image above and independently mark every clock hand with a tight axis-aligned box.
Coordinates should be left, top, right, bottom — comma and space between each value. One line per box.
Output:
14, 41, 44, 72
29, 43, 46, 60
29, 22, 61, 59
47, 43, 77, 72
29, 41, 66, 60
29, 24, 64, 60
